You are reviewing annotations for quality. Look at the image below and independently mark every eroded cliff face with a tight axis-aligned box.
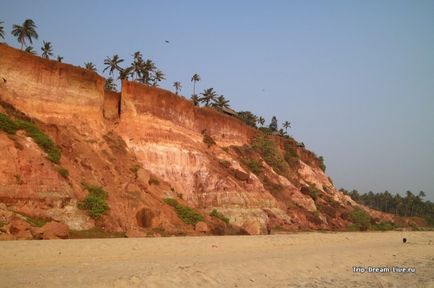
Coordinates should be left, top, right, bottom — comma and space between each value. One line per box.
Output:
0, 44, 398, 238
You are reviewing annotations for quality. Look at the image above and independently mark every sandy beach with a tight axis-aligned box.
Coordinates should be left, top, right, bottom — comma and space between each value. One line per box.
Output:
0, 231, 433, 288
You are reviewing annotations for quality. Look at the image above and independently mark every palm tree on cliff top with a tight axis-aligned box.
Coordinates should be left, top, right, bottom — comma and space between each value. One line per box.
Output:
283, 121, 291, 132
11, 19, 38, 49
0, 21, 5, 40
103, 54, 124, 77
200, 88, 217, 107
41, 41, 53, 59
173, 81, 182, 95
191, 73, 200, 96
84, 62, 97, 72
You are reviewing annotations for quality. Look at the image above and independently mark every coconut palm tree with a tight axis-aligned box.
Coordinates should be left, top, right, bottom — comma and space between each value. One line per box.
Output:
152, 69, 165, 86
139, 59, 156, 84
41, 41, 53, 59
84, 62, 97, 71
200, 88, 217, 107
105, 77, 117, 91
11, 19, 38, 49
173, 81, 182, 95
57, 56, 63, 62
103, 54, 124, 76
131, 51, 143, 80
283, 121, 291, 132
191, 74, 200, 96
212, 95, 230, 109
24, 46, 36, 55
118, 66, 133, 80
0, 21, 4, 40
258, 116, 265, 127
191, 94, 199, 106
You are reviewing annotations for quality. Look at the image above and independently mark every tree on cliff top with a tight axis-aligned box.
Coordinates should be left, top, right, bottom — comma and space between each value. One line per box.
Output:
258, 116, 265, 127
191, 94, 199, 106
103, 54, 124, 76
200, 88, 217, 107
283, 121, 291, 132
152, 69, 165, 86
269, 116, 278, 131
104, 77, 117, 92
84, 62, 97, 72
41, 41, 53, 59
24, 46, 36, 55
191, 74, 201, 96
0, 21, 4, 40
212, 95, 230, 109
173, 81, 182, 95
11, 19, 38, 49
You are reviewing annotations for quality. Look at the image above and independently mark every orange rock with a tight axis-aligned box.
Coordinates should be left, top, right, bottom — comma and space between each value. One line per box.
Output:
125, 229, 146, 238
0, 233, 16, 241
41, 221, 69, 239
195, 221, 209, 233
15, 230, 33, 240
9, 218, 31, 234
243, 220, 263, 235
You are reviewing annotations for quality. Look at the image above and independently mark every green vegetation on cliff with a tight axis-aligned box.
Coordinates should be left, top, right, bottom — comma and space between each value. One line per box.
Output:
0, 113, 61, 163
164, 198, 203, 225
78, 184, 109, 219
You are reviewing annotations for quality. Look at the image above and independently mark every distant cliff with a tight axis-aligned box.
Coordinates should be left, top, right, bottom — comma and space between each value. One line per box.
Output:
0, 44, 411, 239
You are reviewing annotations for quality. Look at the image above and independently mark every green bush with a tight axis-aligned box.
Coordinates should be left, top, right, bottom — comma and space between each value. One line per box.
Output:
308, 186, 319, 201
0, 113, 61, 163
16, 119, 61, 163
78, 184, 109, 219
245, 159, 262, 175
348, 207, 371, 231
372, 221, 395, 231
0, 113, 19, 134
209, 209, 229, 224
57, 167, 69, 178
252, 135, 287, 175
164, 198, 204, 225
318, 156, 326, 172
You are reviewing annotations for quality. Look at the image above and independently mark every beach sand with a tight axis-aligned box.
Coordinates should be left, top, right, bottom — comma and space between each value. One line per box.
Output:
0, 231, 433, 288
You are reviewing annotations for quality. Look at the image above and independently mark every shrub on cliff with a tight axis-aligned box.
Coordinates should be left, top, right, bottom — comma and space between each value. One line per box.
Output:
0, 113, 19, 134
164, 198, 203, 225
245, 159, 262, 175
348, 207, 371, 231
0, 113, 61, 163
251, 135, 287, 175
78, 184, 109, 219
16, 119, 61, 163
209, 209, 230, 224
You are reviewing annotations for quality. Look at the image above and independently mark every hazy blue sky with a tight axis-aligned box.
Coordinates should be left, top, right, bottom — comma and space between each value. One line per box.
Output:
2, 0, 434, 200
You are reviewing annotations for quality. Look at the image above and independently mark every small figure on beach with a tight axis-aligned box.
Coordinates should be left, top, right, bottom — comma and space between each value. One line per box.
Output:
403, 238, 407, 243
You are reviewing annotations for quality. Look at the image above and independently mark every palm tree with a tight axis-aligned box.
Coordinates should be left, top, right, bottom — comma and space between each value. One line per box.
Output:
57, 56, 63, 62
138, 59, 156, 84
258, 116, 265, 127
118, 66, 133, 80
0, 21, 4, 40
105, 77, 117, 91
283, 121, 291, 132
173, 81, 182, 95
191, 74, 200, 96
131, 51, 143, 80
84, 62, 97, 71
191, 94, 199, 106
41, 41, 53, 59
200, 88, 217, 107
11, 19, 38, 49
212, 95, 230, 109
103, 55, 124, 76
152, 69, 165, 86
24, 46, 36, 55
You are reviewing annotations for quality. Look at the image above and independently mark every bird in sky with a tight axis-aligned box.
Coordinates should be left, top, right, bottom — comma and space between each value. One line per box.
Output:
164, 40, 170, 44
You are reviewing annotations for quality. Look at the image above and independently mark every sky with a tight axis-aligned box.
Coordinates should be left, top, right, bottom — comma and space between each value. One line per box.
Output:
2, 0, 434, 200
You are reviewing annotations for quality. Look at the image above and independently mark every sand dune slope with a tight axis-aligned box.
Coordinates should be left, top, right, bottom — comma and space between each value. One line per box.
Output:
0, 231, 433, 288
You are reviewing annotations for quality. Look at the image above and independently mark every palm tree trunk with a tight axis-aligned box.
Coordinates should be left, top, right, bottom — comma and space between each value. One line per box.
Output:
193, 81, 196, 95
